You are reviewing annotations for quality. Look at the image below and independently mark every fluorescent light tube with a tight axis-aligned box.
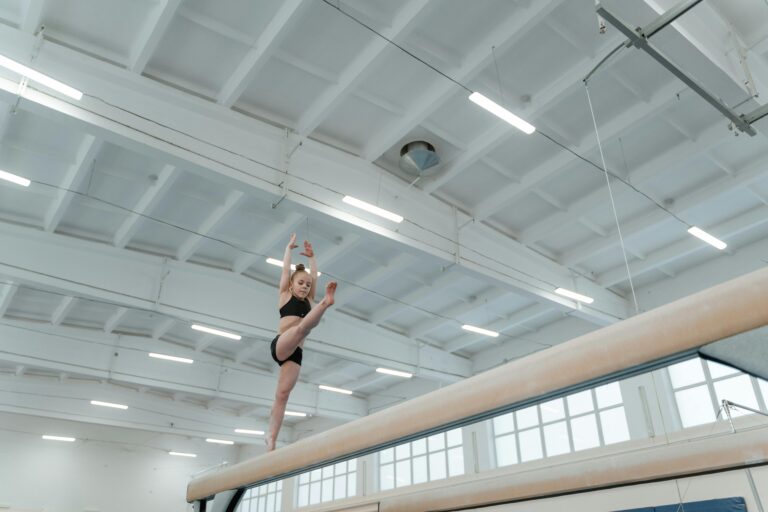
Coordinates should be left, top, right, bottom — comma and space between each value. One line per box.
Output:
469, 92, 535, 134
90, 400, 128, 410
42, 435, 75, 442
284, 411, 308, 417
461, 324, 500, 337
687, 226, 727, 250
234, 429, 265, 435
191, 324, 242, 341
148, 352, 194, 364
206, 438, 234, 445
318, 384, 353, 395
376, 367, 413, 378
0, 169, 31, 187
342, 196, 404, 223
265, 258, 321, 275
0, 54, 83, 100
555, 288, 595, 304
169, 451, 197, 458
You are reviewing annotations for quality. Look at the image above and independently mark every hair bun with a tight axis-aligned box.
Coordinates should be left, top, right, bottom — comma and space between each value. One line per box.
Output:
294, 263, 306, 272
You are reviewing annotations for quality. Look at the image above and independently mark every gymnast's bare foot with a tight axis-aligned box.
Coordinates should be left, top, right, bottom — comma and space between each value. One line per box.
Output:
265, 437, 275, 452
324, 282, 337, 306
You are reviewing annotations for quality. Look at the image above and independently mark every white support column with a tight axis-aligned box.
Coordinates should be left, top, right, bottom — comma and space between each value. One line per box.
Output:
113, 164, 179, 248
51, 295, 76, 325
44, 135, 103, 233
216, 0, 308, 107
176, 189, 244, 262
129, 0, 183, 73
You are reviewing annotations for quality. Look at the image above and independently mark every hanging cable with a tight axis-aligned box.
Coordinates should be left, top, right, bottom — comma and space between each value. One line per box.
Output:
585, 84, 640, 315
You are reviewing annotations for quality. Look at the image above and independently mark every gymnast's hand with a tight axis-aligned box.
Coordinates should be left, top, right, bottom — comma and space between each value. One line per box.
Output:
301, 240, 314, 258
288, 233, 298, 250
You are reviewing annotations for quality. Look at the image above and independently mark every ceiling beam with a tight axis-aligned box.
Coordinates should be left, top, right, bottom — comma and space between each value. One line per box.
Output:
232, 212, 305, 274
522, 122, 728, 245
113, 164, 179, 248
598, 204, 768, 287
0, 23, 629, 324
51, 295, 76, 325
104, 306, 128, 334
0, 282, 17, 317
472, 80, 685, 222
334, 253, 413, 308
44, 135, 103, 233
0, 319, 366, 421
176, 189, 244, 262
562, 150, 768, 267
296, 0, 431, 137
20, 0, 45, 34
129, 0, 183, 73
368, 271, 455, 326
216, 0, 308, 107
408, 288, 508, 340
362, 0, 567, 162
0, 373, 286, 441
443, 302, 552, 353
0, 221, 471, 379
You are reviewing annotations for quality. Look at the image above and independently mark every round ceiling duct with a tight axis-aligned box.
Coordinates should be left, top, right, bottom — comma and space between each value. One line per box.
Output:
399, 141, 440, 176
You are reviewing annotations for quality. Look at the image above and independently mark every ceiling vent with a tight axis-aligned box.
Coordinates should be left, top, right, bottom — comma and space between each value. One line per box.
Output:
399, 141, 440, 176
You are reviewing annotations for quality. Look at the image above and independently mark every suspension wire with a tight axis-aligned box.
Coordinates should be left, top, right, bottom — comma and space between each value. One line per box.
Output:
585, 84, 640, 315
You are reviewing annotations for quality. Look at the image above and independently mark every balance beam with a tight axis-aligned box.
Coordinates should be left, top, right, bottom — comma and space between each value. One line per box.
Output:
188, 266, 768, 502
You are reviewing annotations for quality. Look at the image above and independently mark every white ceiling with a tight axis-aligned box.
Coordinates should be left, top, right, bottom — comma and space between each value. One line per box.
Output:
0, 0, 767, 450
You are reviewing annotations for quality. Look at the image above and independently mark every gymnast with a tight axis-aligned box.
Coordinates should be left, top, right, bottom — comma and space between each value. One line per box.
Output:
266, 233, 337, 451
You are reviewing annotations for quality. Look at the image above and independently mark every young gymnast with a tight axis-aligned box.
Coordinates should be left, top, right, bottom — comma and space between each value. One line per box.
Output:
266, 233, 336, 451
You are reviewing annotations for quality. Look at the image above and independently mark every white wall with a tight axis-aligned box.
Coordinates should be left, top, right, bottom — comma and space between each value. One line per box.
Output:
0, 412, 240, 512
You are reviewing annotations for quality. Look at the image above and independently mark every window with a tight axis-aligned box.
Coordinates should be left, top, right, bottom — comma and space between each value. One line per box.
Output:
237, 481, 282, 512
379, 428, 464, 491
296, 459, 357, 507
668, 357, 768, 428
493, 382, 629, 467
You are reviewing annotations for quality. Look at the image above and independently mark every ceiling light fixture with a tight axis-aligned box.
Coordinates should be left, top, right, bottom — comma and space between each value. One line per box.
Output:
376, 367, 413, 378
555, 288, 595, 304
468, 92, 536, 134
90, 400, 128, 410
461, 324, 500, 337
687, 226, 727, 250
0, 169, 31, 187
0, 54, 83, 100
191, 324, 242, 341
205, 438, 234, 445
169, 451, 197, 458
265, 258, 321, 275
318, 384, 353, 395
284, 411, 308, 417
342, 196, 404, 223
148, 352, 194, 364
234, 429, 265, 435
42, 435, 75, 442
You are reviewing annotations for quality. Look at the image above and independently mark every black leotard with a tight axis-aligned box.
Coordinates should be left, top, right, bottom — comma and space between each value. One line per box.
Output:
279, 295, 311, 318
